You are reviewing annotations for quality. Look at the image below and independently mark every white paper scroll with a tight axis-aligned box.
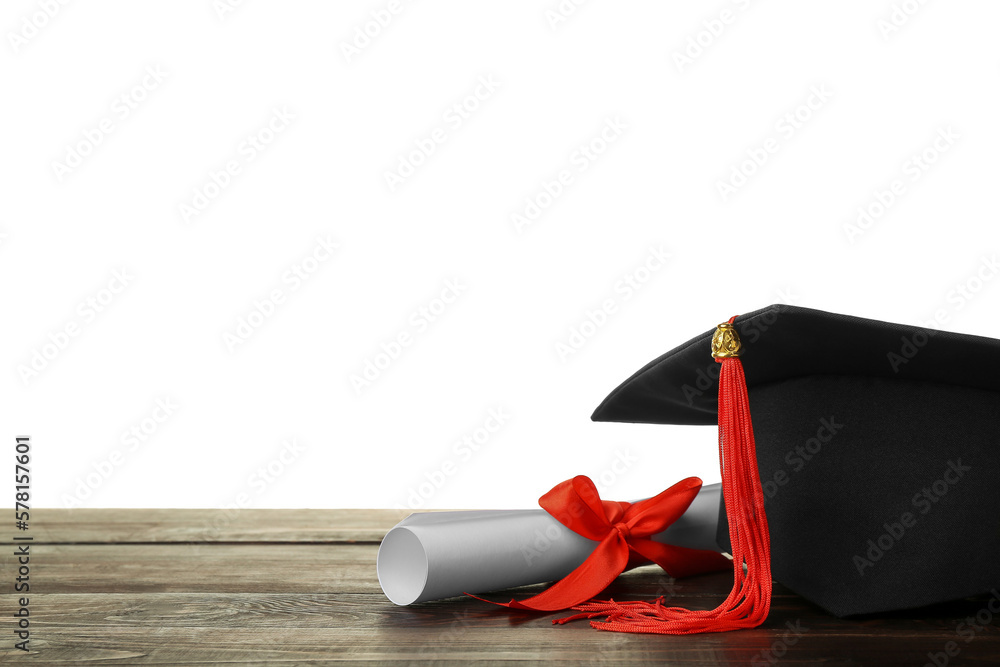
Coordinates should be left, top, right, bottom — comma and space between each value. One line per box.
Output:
377, 483, 721, 605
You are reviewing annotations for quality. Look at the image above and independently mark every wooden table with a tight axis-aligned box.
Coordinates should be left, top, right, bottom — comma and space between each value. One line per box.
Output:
3, 509, 998, 664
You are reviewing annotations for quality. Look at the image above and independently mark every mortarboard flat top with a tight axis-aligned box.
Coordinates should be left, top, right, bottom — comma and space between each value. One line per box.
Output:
592, 304, 1000, 617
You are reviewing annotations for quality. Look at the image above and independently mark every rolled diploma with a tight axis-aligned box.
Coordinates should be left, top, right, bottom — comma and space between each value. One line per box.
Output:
378, 483, 721, 605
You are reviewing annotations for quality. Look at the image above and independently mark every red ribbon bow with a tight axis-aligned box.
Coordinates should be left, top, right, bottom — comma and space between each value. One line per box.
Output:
475, 475, 730, 612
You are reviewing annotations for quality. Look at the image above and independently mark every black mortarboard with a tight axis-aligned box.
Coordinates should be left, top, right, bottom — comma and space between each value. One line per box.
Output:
591, 304, 1000, 620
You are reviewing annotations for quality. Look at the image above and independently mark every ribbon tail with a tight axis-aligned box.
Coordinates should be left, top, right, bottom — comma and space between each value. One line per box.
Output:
476, 533, 630, 612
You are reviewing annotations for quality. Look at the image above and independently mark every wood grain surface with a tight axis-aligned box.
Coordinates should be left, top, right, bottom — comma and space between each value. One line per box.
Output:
2, 509, 998, 665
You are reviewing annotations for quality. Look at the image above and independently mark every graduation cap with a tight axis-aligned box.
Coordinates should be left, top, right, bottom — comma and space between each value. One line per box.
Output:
579, 304, 1000, 633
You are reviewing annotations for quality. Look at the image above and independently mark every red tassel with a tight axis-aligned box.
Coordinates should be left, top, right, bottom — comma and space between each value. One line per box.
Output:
556, 317, 772, 634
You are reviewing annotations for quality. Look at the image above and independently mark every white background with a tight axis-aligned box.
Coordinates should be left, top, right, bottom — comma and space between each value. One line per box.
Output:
3, 1, 998, 510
